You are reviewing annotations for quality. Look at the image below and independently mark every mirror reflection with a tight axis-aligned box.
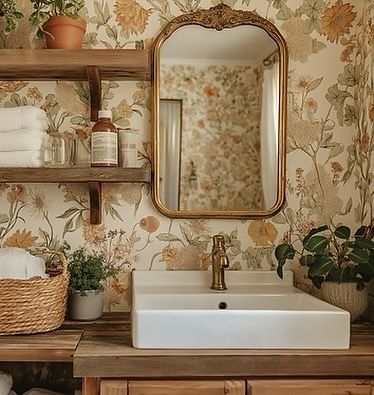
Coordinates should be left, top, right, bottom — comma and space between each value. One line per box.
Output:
154, 6, 287, 217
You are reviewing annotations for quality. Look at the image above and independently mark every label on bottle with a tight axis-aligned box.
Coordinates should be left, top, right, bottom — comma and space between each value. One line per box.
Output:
91, 131, 118, 165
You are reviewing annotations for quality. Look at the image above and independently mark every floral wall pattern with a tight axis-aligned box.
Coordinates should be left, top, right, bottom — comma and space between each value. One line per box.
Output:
0, 0, 372, 310
161, 63, 263, 211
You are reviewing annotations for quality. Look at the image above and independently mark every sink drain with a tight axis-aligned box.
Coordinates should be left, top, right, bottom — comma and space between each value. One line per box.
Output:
218, 301, 228, 310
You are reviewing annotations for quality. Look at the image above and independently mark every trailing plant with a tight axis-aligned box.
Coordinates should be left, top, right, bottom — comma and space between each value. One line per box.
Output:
0, 0, 23, 34
67, 248, 120, 295
275, 224, 374, 290
30, 0, 85, 38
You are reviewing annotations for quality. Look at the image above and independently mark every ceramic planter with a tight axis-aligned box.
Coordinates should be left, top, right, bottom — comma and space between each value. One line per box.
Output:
69, 289, 103, 321
321, 282, 368, 322
42, 15, 86, 49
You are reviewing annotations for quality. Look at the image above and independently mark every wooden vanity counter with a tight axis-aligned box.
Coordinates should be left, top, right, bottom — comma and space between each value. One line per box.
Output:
73, 313, 374, 378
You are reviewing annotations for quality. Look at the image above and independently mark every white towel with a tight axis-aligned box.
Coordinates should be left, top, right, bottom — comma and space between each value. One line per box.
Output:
0, 371, 12, 395
0, 248, 47, 280
23, 389, 63, 395
0, 150, 44, 167
0, 106, 48, 133
0, 130, 45, 152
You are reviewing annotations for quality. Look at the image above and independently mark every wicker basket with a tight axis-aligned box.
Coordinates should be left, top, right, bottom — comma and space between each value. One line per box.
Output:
0, 249, 69, 335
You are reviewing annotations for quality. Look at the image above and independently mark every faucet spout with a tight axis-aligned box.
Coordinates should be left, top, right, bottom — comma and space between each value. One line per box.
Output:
210, 234, 229, 291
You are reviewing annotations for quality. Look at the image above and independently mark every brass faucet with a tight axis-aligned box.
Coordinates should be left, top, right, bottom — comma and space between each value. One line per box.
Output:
210, 234, 229, 291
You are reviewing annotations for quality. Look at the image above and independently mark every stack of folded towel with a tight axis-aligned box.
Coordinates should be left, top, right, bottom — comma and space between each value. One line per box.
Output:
0, 106, 48, 167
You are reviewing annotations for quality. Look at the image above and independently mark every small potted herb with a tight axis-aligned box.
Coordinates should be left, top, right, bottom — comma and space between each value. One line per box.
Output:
67, 248, 119, 321
0, 0, 23, 35
30, 0, 86, 49
275, 224, 374, 321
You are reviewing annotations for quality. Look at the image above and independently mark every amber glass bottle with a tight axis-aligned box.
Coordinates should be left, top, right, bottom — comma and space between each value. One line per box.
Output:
91, 110, 118, 167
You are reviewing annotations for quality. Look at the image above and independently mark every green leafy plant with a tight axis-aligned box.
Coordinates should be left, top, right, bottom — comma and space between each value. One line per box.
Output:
275, 225, 374, 290
0, 0, 23, 34
30, 0, 85, 38
67, 248, 119, 295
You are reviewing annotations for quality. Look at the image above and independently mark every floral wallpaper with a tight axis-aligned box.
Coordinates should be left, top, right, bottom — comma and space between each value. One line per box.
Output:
160, 63, 263, 211
0, 0, 372, 311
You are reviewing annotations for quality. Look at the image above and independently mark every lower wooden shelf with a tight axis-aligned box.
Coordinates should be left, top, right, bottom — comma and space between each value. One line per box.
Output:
0, 167, 151, 224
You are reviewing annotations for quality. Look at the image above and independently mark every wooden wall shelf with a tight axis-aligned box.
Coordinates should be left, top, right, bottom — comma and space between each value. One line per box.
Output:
0, 49, 151, 224
0, 49, 150, 81
0, 167, 151, 224
0, 49, 150, 121
0, 167, 150, 183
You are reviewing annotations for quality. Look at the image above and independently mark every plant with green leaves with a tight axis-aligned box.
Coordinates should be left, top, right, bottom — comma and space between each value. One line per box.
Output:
275, 224, 374, 290
0, 0, 23, 35
67, 248, 120, 295
30, 0, 85, 38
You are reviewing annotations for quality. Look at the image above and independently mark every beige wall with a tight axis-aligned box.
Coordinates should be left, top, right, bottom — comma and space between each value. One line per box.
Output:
0, 0, 372, 310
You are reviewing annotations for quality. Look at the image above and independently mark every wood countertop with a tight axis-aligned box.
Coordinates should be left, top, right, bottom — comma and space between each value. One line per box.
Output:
1, 313, 372, 377
73, 313, 374, 378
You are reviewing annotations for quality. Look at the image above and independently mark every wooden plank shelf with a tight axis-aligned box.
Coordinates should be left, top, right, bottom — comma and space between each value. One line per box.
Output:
0, 330, 82, 362
0, 49, 151, 223
0, 49, 150, 81
0, 167, 151, 224
0, 167, 150, 183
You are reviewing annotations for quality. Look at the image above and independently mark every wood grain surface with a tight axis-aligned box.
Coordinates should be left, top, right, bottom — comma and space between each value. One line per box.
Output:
0, 50, 150, 81
73, 314, 374, 378
0, 330, 82, 362
0, 167, 151, 183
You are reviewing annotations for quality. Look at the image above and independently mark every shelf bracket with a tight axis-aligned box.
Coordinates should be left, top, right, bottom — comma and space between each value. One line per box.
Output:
88, 182, 102, 225
87, 66, 102, 122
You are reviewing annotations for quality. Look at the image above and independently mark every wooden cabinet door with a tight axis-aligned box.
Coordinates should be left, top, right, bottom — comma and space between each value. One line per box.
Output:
100, 379, 128, 395
129, 380, 245, 395
248, 379, 371, 395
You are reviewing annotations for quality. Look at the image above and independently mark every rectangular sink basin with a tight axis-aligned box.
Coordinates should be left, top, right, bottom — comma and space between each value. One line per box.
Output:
131, 271, 350, 349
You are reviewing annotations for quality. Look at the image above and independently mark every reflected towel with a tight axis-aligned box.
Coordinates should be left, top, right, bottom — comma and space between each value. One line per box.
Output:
0, 106, 48, 133
0, 129, 45, 152
0, 150, 44, 167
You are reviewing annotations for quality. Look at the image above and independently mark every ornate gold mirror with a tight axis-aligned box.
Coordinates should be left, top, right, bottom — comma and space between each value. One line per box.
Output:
152, 4, 288, 218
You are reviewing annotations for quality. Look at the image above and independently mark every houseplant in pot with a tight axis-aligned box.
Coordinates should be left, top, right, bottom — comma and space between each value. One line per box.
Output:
67, 248, 119, 321
275, 224, 374, 321
30, 0, 86, 49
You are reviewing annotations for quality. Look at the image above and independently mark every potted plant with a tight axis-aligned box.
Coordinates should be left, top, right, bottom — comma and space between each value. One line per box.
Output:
0, 0, 23, 35
275, 224, 374, 321
30, 0, 86, 49
67, 248, 119, 321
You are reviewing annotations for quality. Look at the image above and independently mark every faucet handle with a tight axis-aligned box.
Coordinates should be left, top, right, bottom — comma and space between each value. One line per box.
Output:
212, 234, 225, 247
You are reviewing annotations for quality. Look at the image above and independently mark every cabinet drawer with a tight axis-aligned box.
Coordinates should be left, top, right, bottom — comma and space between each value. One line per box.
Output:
248, 379, 371, 395
128, 380, 245, 395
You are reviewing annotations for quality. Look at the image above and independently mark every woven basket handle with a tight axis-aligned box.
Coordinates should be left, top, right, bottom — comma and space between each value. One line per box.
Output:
30, 248, 68, 276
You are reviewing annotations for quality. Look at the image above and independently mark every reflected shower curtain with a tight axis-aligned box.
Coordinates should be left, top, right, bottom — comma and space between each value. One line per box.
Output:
260, 61, 279, 208
159, 100, 182, 210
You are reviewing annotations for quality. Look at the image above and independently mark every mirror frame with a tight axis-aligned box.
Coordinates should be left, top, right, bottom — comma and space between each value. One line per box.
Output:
151, 3, 288, 219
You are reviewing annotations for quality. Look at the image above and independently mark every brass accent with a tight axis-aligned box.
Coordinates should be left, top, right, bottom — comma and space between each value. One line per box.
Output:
263, 49, 279, 67
210, 235, 229, 291
151, 3, 288, 219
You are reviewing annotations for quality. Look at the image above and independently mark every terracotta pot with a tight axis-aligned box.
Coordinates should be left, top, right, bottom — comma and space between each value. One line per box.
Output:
42, 15, 86, 49
321, 282, 368, 322
69, 289, 103, 321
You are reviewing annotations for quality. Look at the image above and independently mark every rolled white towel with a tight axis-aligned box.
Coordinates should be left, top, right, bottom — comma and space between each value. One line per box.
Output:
0, 248, 47, 280
23, 389, 63, 395
0, 106, 48, 133
0, 371, 12, 395
0, 150, 44, 167
0, 130, 45, 152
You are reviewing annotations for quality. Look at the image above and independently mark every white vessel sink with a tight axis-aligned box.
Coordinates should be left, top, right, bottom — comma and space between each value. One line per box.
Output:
131, 271, 350, 349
